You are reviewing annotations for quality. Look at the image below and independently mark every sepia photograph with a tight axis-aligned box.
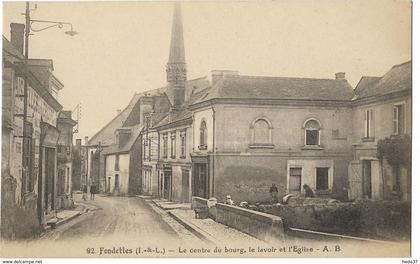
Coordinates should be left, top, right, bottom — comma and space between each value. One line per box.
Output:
0, 0, 414, 261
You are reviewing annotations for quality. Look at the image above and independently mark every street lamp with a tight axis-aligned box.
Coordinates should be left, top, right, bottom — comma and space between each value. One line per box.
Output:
30, 19, 78, 36
20, 1, 78, 201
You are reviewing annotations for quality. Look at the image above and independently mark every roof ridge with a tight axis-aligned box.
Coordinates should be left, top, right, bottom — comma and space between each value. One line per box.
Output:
224, 74, 338, 82
187, 76, 207, 81
361, 75, 381, 79
392, 60, 411, 68
88, 93, 141, 144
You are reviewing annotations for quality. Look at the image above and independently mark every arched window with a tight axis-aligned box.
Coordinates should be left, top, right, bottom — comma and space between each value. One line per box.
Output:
250, 117, 273, 147
199, 120, 207, 149
304, 119, 321, 146
254, 119, 270, 144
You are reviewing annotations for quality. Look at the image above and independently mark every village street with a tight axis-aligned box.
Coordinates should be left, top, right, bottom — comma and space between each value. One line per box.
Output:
34, 194, 204, 247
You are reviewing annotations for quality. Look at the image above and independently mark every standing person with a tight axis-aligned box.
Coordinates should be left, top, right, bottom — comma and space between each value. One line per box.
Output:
269, 183, 279, 203
82, 184, 87, 201
90, 181, 96, 200
303, 184, 315, 198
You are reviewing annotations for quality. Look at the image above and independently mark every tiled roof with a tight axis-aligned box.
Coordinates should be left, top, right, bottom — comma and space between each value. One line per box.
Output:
2, 36, 24, 61
102, 124, 143, 155
88, 93, 142, 146
2, 36, 63, 112
353, 61, 411, 100
88, 78, 209, 147
191, 75, 354, 105
164, 77, 210, 106
152, 109, 192, 128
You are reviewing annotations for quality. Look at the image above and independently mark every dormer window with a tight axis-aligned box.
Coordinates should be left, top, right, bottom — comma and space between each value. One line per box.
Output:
199, 120, 207, 150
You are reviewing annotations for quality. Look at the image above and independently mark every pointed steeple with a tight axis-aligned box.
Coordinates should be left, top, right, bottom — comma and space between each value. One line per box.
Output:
168, 2, 185, 64
166, 2, 187, 108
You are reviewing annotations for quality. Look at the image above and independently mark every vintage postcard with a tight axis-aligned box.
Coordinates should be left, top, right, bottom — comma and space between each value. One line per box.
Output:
1, 0, 413, 260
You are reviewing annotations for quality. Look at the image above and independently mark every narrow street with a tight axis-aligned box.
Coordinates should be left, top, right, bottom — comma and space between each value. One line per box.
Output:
1, 194, 208, 258
39, 194, 181, 243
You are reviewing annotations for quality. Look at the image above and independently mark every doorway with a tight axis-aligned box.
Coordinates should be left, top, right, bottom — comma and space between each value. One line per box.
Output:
44, 147, 55, 212
114, 174, 119, 193
362, 160, 372, 199
316, 167, 329, 191
163, 170, 172, 200
181, 169, 190, 202
193, 163, 208, 198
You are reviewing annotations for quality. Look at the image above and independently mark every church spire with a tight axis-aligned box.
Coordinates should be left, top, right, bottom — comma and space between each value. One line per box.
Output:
166, 2, 187, 108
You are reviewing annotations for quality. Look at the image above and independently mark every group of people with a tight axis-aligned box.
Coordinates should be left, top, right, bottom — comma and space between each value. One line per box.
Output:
269, 183, 314, 203
82, 181, 97, 201
225, 183, 315, 205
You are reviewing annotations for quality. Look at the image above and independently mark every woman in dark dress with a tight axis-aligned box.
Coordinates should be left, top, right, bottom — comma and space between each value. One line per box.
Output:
90, 181, 96, 200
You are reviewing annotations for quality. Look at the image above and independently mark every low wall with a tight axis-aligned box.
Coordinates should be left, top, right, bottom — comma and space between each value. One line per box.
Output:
191, 196, 285, 243
263, 200, 411, 241
191, 196, 208, 210
1, 176, 41, 239
212, 203, 285, 243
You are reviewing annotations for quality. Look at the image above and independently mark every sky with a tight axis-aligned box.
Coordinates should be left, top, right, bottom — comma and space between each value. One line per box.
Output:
2, 0, 411, 140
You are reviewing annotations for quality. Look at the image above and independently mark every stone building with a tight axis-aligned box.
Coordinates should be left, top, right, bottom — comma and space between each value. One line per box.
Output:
56, 110, 77, 208
348, 61, 411, 201
137, 3, 355, 203
71, 138, 84, 192
142, 4, 411, 203
141, 4, 209, 202
87, 3, 412, 204
2, 24, 66, 237
188, 72, 354, 203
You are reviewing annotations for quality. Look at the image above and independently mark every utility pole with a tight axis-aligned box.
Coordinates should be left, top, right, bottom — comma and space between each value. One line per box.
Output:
19, 1, 77, 202
21, 1, 30, 201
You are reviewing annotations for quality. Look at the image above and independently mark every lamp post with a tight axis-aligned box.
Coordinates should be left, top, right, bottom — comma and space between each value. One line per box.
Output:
21, 1, 77, 201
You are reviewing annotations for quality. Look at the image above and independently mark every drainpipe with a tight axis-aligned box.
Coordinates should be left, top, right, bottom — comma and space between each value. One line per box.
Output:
212, 106, 216, 197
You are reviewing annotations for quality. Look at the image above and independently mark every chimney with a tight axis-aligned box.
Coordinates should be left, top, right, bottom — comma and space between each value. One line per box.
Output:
335, 72, 346, 80
10, 23, 25, 54
76, 139, 82, 148
84, 136, 89, 145
211, 70, 239, 85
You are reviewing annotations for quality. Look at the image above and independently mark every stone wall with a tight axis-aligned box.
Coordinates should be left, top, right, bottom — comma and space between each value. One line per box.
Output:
212, 203, 285, 243
1, 174, 41, 239
191, 197, 285, 244
263, 200, 410, 241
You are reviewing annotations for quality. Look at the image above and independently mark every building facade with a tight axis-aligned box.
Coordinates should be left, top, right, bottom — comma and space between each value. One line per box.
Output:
348, 61, 411, 201
2, 23, 67, 238
86, 4, 412, 205
188, 72, 354, 203
56, 111, 77, 209
137, 4, 411, 204
71, 138, 85, 192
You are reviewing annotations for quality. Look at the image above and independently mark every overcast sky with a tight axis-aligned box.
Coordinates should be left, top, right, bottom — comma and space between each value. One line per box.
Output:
2, 0, 411, 140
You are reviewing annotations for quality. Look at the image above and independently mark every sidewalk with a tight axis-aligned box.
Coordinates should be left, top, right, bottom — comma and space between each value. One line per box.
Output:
45, 194, 96, 230
153, 198, 192, 210
151, 198, 268, 246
